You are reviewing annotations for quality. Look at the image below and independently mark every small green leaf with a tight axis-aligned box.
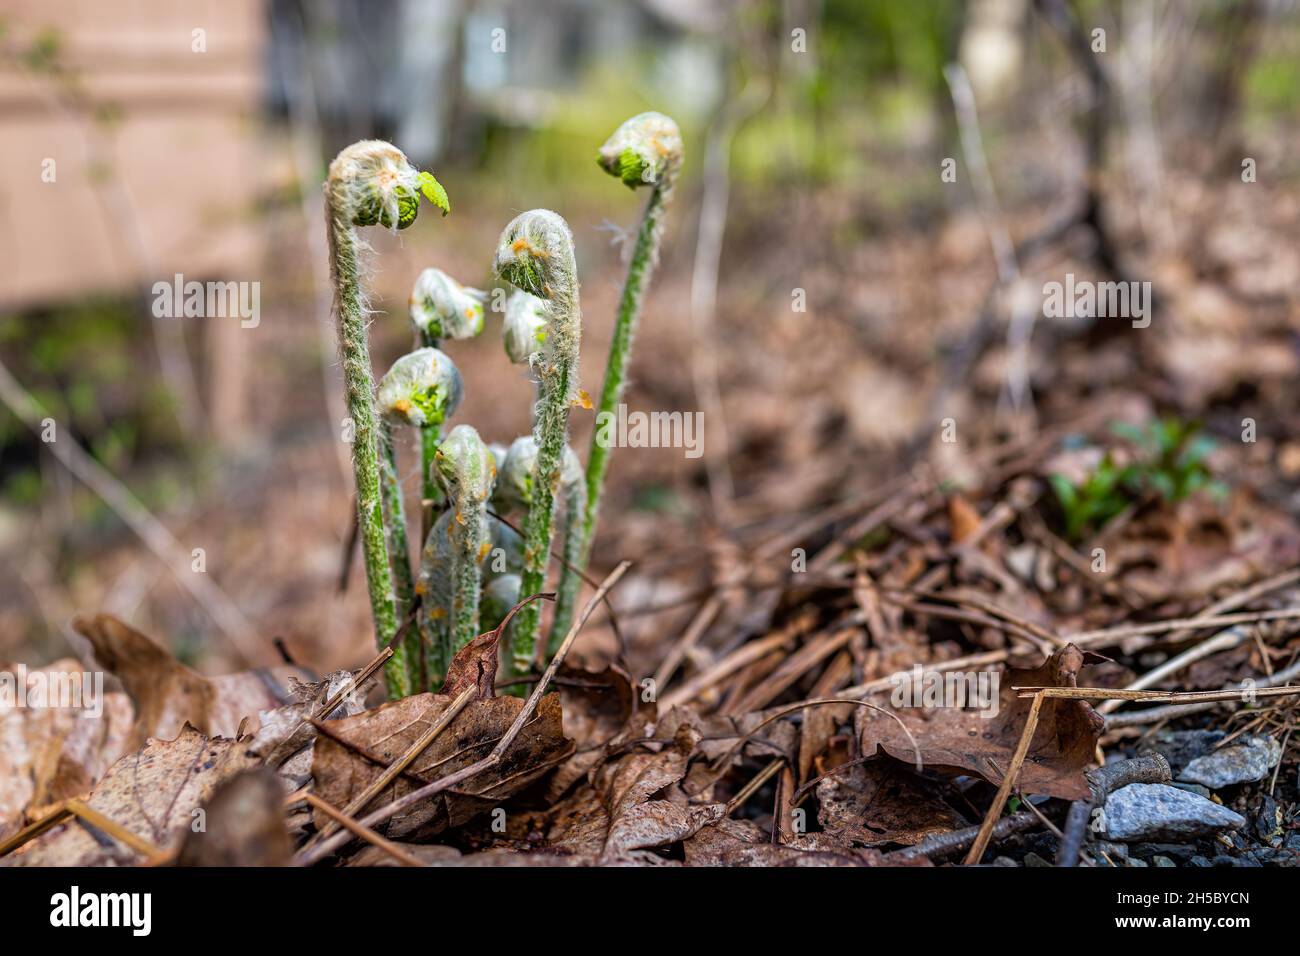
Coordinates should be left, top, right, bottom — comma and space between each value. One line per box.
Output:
418, 171, 450, 216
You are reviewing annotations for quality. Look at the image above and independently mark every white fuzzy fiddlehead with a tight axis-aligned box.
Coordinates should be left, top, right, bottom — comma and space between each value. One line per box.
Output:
376, 347, 464, 430
502, 289, 549, 365
409, 267, 486, 342
596, 111, 684, 189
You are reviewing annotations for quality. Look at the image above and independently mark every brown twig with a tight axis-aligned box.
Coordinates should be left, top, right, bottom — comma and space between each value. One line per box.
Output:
303, 792, 424, 867
964, 691, 1045, 865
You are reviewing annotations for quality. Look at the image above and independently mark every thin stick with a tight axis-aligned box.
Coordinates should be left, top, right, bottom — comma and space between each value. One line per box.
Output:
65, 798, 167, 864
303, 792, 424, 867
726, 757, 785, 814
1017, 684, 1300, 704
964, 690, 1045, 865
1097, 626, 1247, 715
659, 629, 799, 710
1105, 657, 1300, 729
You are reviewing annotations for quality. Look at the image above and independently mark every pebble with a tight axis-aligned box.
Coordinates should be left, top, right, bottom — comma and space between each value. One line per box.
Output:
1178, 735, 1281, 789
1103, 783, 1246, 842
1142, 729, 1224, 774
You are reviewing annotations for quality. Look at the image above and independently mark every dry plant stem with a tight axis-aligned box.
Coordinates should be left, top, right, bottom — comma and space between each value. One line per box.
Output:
1016, 684, 1300, 704
1067, 607, 1300, 645
0, 799, 167, 862
944, 61, 1036, 415
964, 691, 1045, 865
300, 561, 631, 864
1106, 656, 1300, 730
303, 792, 424, 867
0, 358, 261, 662
658, 630, 797, 710
727, 757, 785, 814
1096, 626, 1247, 715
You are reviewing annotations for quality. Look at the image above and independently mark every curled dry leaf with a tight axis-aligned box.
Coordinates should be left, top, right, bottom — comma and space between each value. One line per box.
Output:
856, 643, 1105, 800
310, 691, 572, 840
0, 658, 133, 838
74, 613, 309, 745
5, 724, 259, 867
245, 669, 368, 790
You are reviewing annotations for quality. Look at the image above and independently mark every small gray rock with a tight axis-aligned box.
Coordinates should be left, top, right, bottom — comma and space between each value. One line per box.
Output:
1170, 782, 1212, 799
1142, 729, 1225, 774
1153, 855, 1176, 868
1103, 783, 1246, 842
1178, 735, 1281, 789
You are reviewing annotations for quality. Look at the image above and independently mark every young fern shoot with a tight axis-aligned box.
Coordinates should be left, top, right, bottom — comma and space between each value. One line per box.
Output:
324, 140, 449, 697
408, 268, 486, 537
376, 346, 464, 688
556, 113, 682, 637
429, 424, 496, 676
493, 210, 583, 672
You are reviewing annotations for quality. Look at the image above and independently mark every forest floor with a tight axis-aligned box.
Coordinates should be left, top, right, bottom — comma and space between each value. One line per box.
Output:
2, 133, 1299, 867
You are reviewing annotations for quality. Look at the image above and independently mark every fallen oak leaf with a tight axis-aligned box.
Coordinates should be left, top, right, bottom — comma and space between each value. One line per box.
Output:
856, 643, 1104, 800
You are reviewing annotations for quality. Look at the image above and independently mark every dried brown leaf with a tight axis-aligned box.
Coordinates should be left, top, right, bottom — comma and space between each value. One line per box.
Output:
857, 644, 1104, 800
310, 691, 571, 840
5, 724, 259, 866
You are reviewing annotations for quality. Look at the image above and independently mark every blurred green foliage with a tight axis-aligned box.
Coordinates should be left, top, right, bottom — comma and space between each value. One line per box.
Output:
1049, 418, 1227, 543
0, 297, 183, 511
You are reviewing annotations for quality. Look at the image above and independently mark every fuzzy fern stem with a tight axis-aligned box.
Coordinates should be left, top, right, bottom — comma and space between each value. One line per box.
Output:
325, 141, 449, 697
430, 424, 496, 671
376, 346, 464, 689
409, 267, 486, 539
493, 210, 582, 672
556, 114, 682, 638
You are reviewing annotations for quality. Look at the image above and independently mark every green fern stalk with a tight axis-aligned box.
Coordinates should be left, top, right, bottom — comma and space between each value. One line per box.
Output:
493, 210, 582, 672
430, 424, 496, 666
376, 346, 464, 689
556, 114, 682, 637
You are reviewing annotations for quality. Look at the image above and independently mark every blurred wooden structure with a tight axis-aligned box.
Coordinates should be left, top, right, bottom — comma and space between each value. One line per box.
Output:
0, 0, 265, 442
